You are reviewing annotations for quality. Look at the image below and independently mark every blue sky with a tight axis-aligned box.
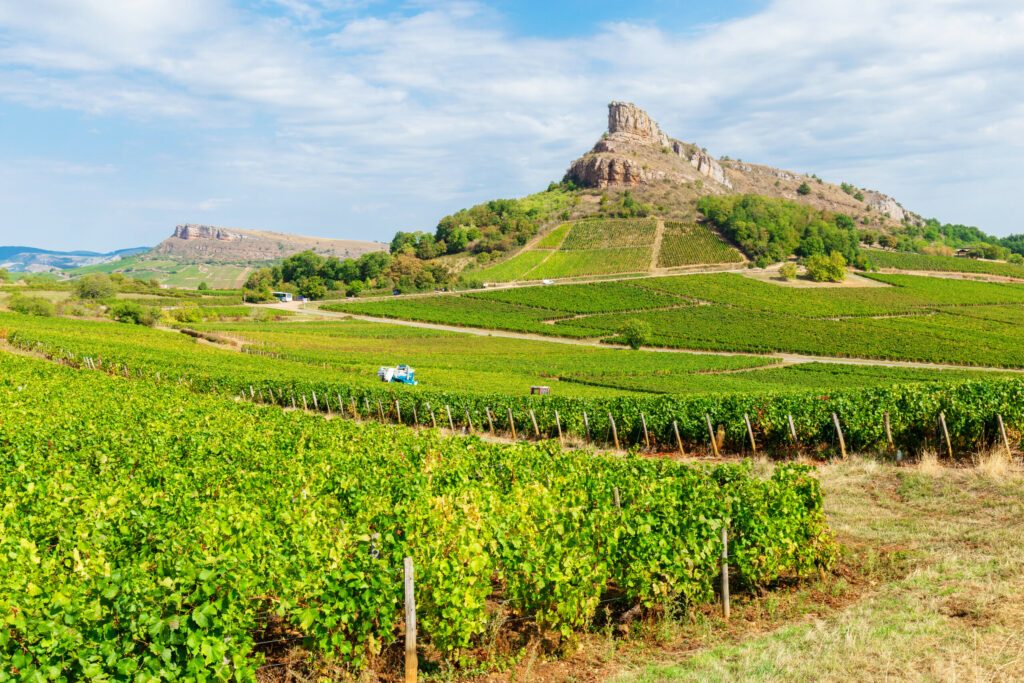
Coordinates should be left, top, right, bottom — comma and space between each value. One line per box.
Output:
0, 0, 1022, 251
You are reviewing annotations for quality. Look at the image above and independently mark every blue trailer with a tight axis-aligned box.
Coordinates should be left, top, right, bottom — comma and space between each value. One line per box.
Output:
378, 364, 417, 385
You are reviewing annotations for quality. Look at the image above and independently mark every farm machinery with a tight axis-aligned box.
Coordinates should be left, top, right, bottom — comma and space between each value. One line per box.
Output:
378, 364, 417, 385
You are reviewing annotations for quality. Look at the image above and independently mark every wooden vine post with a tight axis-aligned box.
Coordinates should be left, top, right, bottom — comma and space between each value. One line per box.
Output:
507, 408, 517, 440
583, 411, 591, 442
291, 393, 296, 410
312, 391, 319, 411
529, 409, 540, 438
997, 414, 1012, 456
608, 413, 620, 450
485, 407, 495, 434
787, 414, 797, 443
411, 403, 419, 425
445, 405, 454, 432
744, 413, 757, 453
640, 413, 651, 450
394, 400, 402, 424
377, 400, 385, 421
705, 414, 720, 457
428, 404, 437, 429
404, 557, 417, 683
302, 395, 308, 412
465, 410, 474, 434
720, 525, 730, 621
832, 413, 847, 459
613, 487, 621, 509
884, 411, 895, 451
673, 420, 685, 456
554, 410, 563, 445
939, 411, 953, 459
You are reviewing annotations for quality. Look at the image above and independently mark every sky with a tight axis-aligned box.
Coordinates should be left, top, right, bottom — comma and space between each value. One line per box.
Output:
0, 0, 1022, 252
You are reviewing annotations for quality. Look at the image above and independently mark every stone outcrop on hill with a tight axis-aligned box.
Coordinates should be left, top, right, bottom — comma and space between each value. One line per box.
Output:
151, 224, 386, 262
566, 102, 731, 189
566, 101, 920, 229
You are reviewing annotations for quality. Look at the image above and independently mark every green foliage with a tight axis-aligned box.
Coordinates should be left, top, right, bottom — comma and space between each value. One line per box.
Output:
297, 276, 328, 300
109, 301, 159, 326
779, 262, 798, 280
197, 281, 210, 291
434, 186, 577, 256
0, 351, 835, 674
73, 273, 116, 300
6, 294, 54, 316
0, 267, 9, 282
698, 195, 860, 265
619, 319, 652, 350
869, 250, 1024, 279
796, 182, 811, 196
804, 251, 848, 282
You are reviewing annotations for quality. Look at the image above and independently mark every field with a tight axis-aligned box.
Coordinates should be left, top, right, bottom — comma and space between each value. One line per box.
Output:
869, 249, 1024, 279
335, 273, 1024, 368
657, 222, 744, 268
4, 266, 1024, 679
69, 255, 253, 289
0, 351, 834, 678
473, 217, 741, 283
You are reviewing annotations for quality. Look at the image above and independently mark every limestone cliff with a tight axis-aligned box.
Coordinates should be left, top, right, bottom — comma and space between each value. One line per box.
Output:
151, 224, 386, 262
566, 102, 731, 189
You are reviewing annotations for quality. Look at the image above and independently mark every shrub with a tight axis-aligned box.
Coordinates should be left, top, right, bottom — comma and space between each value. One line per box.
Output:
619, 319, 652, 350
109, 301, 158, 326
74, 274, 116, 300
804, 251, 848, 282
298, 276, 328, 300
796, 182, 812, 196
7, 294, 54, 317
779, 262, 798, 280
197, 282, 210, 291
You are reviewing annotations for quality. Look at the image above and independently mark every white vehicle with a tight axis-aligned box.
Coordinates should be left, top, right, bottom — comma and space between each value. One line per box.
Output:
542, 279, 554, 285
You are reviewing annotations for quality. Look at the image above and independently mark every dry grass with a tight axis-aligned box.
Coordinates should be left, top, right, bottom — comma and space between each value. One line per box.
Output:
609, 457, 1024, 682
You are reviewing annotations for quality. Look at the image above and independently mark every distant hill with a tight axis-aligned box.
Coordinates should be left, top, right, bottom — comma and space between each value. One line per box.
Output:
151, 224, 386, 262
0, 245, 149, 273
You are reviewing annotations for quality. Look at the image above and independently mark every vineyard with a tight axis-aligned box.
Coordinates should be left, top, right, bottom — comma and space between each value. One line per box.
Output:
657, 222, 744, 267
869, 249, 1024, 279
335, 273, 1024, 368
0, 351, 836, 678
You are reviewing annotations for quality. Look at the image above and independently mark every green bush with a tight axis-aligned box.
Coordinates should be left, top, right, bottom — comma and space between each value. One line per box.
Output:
7, 294, 54, 317
804, 251, 848, 282
797, 182, 811, 196
109, 301, 159, 326
779, 262, 798, 280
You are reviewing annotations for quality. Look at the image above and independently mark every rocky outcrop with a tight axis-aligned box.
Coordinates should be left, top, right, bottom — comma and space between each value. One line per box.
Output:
152, 225, 387, 262
173, 224, 244, 242
566, 102, 731, 189
863, 192, 912, 223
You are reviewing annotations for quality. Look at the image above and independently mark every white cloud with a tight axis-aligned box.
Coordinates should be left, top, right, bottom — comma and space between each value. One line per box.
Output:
1, 0, 1023, 247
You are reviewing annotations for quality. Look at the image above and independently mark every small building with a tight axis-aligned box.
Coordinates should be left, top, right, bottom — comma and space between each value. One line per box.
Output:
954, 248, 975, 259
272, 291, 293, 302
530, 386, 551, 395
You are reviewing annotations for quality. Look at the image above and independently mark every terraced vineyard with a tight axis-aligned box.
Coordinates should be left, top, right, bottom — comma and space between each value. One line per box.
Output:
0, 350, 836, 677
658, 222, 744, 267
473, 217, 711, 282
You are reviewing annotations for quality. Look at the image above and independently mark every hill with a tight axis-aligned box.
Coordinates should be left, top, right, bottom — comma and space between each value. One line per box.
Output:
0, 245, 148, 273
151, 224, 386, 262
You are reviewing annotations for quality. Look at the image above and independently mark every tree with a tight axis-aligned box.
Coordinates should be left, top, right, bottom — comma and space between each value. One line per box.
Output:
619, 319, 652, 350
297, 276, 327, 300
0, 268, 9, 282
797, 182, 812, 196
74, 274, 116, 300
281, 250, 324, 283
779, 262, 798, 280
804, 251, 847, 282
197, 282, 210, 291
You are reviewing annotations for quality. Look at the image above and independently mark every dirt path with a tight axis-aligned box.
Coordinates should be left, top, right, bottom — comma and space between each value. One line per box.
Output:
270, 303, 1024, 374
649, 218, 666, 271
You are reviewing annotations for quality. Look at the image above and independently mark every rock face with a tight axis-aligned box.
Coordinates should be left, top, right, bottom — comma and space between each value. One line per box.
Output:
151, 225, 386, 262
173, 224, 243, 242
863, 192, 910, 223
566, 102, 731, 189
